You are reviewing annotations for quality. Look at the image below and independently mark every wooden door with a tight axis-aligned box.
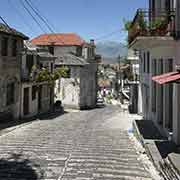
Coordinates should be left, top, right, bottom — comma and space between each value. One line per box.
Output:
23, 88, 29, 115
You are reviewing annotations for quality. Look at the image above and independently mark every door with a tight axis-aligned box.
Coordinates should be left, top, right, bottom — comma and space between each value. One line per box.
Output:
23, 88, 29, 115
38, 85, 42, 111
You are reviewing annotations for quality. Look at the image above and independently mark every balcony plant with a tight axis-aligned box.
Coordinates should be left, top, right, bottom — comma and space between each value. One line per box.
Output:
124, 20, 133, 31
35, 66, 68, 86
150, 18, 168, 36
137, 11, 148, 35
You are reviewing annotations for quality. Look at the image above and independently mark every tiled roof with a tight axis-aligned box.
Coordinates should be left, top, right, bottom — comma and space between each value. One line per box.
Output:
31, 33, 85, 46
0, 23, 29, 40
55, 53, 88, 66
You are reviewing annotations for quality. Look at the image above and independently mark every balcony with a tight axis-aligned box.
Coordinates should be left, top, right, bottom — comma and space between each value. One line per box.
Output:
21, 68, 37, 82
128, 9, 176, 45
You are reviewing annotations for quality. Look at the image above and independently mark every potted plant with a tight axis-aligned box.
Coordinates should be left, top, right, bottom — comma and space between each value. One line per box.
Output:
123, 20, 133, 31
150, 18, 168, 35
136, 11, 148, 36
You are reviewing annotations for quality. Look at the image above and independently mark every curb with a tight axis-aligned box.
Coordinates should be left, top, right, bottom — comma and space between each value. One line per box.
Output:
133, 119, 180, 180
132, 120, 163, 175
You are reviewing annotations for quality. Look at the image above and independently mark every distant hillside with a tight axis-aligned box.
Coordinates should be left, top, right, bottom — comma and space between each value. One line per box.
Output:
96, 41, 127, 64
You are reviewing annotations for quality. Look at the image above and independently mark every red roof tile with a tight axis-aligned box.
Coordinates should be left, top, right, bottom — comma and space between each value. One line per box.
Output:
152, 71, 180, 84
31, 33, 85, 46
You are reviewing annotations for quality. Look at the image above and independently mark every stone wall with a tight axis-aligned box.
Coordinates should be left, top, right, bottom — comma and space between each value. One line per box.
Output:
0, 34, 23, 120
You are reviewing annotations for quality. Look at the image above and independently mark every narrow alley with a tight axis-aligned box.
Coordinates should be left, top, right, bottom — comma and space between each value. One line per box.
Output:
0, 106, 153, 180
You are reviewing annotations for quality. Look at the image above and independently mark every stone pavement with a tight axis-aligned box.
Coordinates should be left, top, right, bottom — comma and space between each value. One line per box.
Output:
0, 105, 153, 180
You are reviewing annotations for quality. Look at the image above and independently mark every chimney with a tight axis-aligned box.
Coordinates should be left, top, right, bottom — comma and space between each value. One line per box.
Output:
90, 39, 95, 46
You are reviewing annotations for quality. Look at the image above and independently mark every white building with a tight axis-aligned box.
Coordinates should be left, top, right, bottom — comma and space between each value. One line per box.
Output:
127, 49, 142, 114
128, 0, 180, 145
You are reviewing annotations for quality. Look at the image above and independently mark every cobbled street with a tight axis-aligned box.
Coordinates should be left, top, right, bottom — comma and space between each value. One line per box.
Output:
0, 106, 153, 180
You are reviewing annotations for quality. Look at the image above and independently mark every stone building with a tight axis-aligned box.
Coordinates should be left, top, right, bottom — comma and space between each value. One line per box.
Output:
20, 42, 56, 118
128, 0, 180, 145
31, 33, 99, 109
0, 23, 28, 120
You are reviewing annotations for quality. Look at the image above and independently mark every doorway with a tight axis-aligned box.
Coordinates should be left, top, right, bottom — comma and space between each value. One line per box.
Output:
23, 88, 29, 116
38, 85, 42, 112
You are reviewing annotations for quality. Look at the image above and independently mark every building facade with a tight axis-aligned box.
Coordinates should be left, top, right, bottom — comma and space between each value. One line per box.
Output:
20, 42, 56, 118
128, 0, 180, 145
0, 23, 28, 120
31, 33, 99, 109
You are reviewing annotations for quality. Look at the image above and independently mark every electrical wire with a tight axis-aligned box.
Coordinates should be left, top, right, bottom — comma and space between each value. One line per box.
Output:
28, 0, 56, 31
24, 0, 65, 45
24, 0, 54, 33
19, 0, 47, 33
0, 16, 10, 27
8, 0, 34, 33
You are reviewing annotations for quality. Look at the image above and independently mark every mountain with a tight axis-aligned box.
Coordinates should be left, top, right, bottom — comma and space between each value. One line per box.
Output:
95, 41, 127, 64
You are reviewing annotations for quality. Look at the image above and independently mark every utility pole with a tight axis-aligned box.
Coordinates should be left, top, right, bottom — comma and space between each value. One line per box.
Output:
117, 55, 121, 99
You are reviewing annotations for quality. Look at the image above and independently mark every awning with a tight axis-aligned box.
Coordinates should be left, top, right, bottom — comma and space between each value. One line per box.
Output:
152, 71, 180, 84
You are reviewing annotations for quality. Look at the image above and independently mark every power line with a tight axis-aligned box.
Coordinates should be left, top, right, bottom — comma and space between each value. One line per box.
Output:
27, 0, 56, 32
23, 0, 65, 45
0, 16, 10, 27
8, 0, 34, 33
24, 0, 54, 33
19, 0, 47, 33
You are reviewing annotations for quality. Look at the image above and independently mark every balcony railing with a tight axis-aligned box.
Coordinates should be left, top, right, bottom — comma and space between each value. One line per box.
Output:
128, 8, 176, 44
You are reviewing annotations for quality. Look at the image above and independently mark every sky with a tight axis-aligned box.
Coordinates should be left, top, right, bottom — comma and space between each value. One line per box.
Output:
0, 0, 147, 43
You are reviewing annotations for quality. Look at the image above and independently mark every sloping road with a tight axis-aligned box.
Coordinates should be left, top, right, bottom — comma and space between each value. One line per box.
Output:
0, 106, 152, 180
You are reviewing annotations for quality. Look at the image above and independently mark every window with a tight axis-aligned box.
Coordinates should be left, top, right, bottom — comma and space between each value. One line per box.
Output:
51, 63, 53, 73
32, 86, 36, 100
7, 83, 15, 106
160, 59, 163, 74
1, 37, 8, 56
168, 59, 173, 72
12, 39, 17, 56
165, 0, 170, 11
26, 55, 34, 73
48, 46, 54, 55
143, 52, 146, 73
76, 47, 82, 56
147, 52, 150, 73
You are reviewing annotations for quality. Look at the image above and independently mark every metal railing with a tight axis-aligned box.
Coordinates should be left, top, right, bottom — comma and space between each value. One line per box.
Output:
128, 8, 176, 44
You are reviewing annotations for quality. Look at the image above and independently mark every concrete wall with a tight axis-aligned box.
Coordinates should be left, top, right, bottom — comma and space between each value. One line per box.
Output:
55, 63, 98, 110
80, 63, 98, 109
55, 66, 81, 109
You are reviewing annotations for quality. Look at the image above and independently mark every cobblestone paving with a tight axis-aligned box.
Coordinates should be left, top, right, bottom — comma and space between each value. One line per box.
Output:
0, 106, 152, 180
